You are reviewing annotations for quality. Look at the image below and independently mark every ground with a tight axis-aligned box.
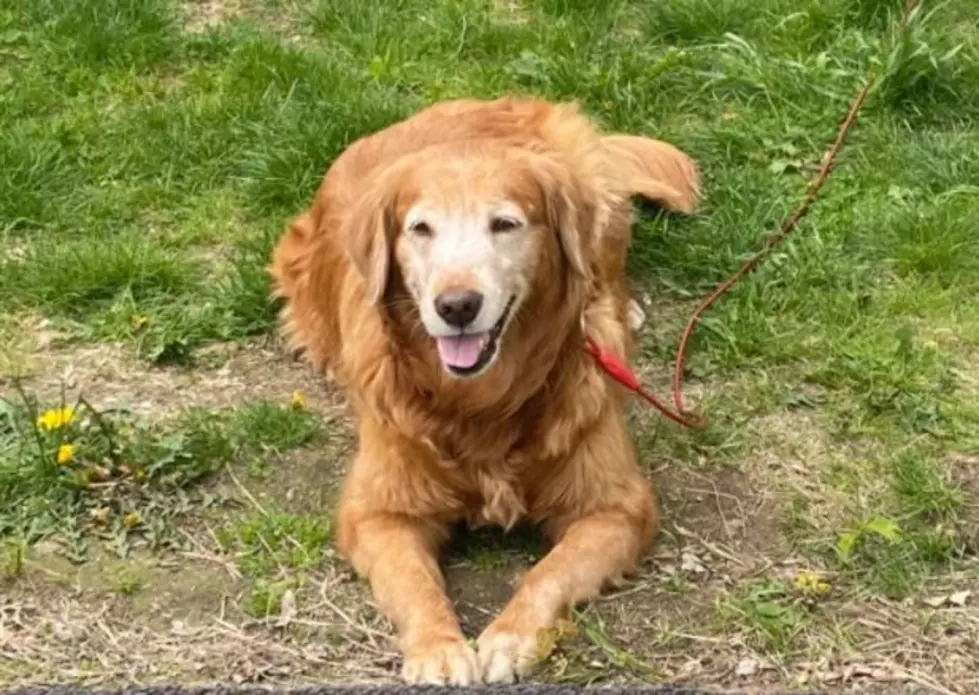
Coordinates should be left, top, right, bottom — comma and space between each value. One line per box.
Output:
1, 0, 978, 692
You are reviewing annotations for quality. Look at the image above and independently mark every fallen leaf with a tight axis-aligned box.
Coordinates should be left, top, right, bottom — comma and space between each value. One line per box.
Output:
735, 658, 759, 677
924, 595, 949, 608
535, 618, 577, 660
680, 551, 707, 574
949, 589, 971, 607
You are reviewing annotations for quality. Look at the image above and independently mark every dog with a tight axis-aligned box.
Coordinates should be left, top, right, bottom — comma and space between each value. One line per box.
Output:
268, 96, 700, 685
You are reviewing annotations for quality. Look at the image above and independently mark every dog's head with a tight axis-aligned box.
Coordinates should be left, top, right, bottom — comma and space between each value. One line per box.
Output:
344, 139, 597, 379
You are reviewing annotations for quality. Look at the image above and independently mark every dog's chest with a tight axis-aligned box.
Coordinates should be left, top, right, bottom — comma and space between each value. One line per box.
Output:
424, 407, 555, 530
469, 468, 527, 530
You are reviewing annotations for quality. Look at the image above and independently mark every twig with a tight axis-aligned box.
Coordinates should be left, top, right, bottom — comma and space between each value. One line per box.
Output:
178, 549, 243, 581
318, 579, 390, 648
597, 579, 653, 602
902, 668, 960, 695
674, 524, 746, 566
225, 464, 268, 516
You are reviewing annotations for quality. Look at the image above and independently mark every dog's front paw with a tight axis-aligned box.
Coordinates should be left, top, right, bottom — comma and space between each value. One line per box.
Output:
402, 636, 481, 685
476, 622, 540, 684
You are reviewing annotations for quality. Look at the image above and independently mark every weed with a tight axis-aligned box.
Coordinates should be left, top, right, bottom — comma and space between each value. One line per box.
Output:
232, 510, 332, 577
1, 537, 27, 581
222, 509, 332, 618
716, 579, 811, 654
113, 568, 144, 596
244, 576, 298, 618
231, 401, 324, 454
0, 385, 325, 560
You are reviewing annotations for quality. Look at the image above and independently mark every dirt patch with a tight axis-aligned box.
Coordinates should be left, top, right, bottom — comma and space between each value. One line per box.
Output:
180, 0, 310, 44
1, 463, 394, 687
183, 0, 242, 34
0, 577, 387, 686
3, 335, 978, 692
245, 445, 352, 517
489, 0, 531, 25
1, 337, 347, 421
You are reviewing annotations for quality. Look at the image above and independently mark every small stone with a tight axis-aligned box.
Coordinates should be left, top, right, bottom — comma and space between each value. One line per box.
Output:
949, 590, 971, 607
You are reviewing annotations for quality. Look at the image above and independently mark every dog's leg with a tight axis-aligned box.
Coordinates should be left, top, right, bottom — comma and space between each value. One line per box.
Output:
337, 423, 479, 686
476, 412, 658, 683
339, 511, 480, 684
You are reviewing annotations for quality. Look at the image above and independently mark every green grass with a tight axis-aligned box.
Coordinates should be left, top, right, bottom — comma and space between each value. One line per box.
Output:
220, 509, 332, 618
1, 0, 978, 685
716, 579, 814, 654
0, 388, 324, 560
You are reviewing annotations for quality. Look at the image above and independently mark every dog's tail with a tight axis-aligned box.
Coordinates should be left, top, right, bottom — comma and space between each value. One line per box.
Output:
601, 134, 700, 214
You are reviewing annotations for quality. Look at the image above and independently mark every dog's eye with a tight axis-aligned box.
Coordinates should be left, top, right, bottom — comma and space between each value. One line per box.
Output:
409, 220, 433, 237
490, 216, 521, 233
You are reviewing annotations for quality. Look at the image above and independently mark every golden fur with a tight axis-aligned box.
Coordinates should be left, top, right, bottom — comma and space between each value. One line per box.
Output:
268, 96, 700, 685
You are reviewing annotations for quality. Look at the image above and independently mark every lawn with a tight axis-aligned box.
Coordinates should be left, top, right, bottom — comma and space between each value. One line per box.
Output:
1, 0, 978, 691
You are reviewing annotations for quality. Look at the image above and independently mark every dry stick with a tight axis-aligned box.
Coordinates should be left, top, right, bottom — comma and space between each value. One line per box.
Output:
225, 463, 269, 516
670, 75, 877, 424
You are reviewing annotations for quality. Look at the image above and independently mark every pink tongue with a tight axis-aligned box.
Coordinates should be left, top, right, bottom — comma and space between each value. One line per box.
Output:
436, 333, 487, 369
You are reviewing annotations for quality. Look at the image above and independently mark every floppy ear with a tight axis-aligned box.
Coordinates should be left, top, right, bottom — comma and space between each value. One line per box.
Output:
601, 134, 700, 214
343, 180, 398, 305
531, 154, 598, 279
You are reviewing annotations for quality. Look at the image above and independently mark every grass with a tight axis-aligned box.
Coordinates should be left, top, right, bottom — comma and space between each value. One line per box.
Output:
0, 389, 324, 559
1, 0, 978, 689
221, 508, 333, 617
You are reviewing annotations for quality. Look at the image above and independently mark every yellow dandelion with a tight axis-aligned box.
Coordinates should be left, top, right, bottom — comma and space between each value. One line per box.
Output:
37, 406, 77, 431
123, 511, 142, 528
56, 443, 76, 465
290, 391, 307, 410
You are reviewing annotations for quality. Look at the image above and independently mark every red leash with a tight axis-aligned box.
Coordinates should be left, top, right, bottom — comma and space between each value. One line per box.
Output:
588, 76, 876, 429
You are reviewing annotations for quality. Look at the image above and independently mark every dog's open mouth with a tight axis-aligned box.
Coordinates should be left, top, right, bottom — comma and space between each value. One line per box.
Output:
435, 296, 516, 377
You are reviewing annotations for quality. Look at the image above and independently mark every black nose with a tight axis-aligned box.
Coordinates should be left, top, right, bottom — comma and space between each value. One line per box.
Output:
434, 290, 483, 328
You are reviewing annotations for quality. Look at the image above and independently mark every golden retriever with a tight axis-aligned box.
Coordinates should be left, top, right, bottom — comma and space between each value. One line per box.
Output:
268, 96, 699, 685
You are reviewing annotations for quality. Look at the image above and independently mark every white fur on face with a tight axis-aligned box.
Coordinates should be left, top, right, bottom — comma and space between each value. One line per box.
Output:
397, 200, 537, 338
